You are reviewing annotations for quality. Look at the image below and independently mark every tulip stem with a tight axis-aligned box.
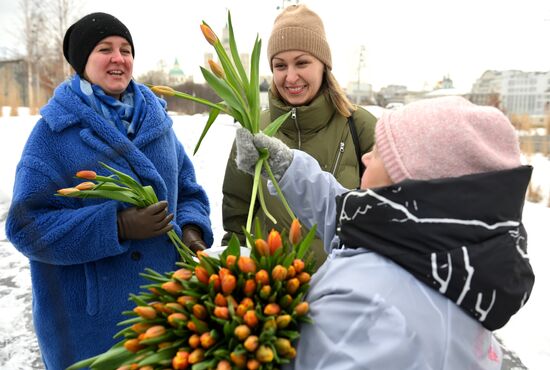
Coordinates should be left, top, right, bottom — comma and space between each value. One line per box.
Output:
264, 161, 296, 221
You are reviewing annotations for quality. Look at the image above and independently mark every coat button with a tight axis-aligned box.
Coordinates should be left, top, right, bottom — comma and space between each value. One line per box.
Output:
131, 251, 142, 261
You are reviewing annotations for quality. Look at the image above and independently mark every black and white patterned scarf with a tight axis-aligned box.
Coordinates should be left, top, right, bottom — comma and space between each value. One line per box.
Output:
335, 166, 534, 330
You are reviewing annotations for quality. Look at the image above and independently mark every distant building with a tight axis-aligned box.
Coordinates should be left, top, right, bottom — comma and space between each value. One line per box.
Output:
471, 70, 550, 117
168, 58, 185, 84
423, 75, 468, 99
346, 81, 374, 105
378, 85, 407, 104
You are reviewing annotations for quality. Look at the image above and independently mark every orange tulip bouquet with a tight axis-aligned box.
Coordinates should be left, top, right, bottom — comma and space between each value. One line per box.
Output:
63, 10, 316, 370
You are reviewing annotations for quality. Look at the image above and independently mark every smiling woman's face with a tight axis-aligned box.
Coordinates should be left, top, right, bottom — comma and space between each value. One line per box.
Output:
271, 50, 324, 106
84, 36, 133, 99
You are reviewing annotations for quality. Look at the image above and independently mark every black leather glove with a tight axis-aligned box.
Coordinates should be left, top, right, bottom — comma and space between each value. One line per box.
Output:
117, 201, 174, 240
182, 224, 208, 253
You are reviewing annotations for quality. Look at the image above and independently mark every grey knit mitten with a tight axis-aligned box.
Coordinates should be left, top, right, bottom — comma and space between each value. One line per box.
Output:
235, 127, 293, 181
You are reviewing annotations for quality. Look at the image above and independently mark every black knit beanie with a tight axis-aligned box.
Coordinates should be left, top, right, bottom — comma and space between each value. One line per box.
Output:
63, 12, 135, 76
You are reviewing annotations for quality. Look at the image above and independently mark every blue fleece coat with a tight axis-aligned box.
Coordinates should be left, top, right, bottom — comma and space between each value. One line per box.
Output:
5, 81, 213, 370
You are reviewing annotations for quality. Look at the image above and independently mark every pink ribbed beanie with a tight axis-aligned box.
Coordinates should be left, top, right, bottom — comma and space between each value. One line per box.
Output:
375, 96, 521, 183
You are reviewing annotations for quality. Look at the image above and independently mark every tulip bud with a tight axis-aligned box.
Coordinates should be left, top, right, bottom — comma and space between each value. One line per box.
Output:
234, 324, 251, 341
255, 269, 269, 285
209, 273, 221, 292
143, 325, 166, 339
287, 346, 297, 359
133, 306, 156, 319
292, 259, 305, 273
256, 345, 274, 363
151, 301, 167, 313
225, 255, 237, 268
230, 352, 246, 368
150, 85, 176, 97
214, 306, 229, 320
221, 274, 237, 295
188, 333, 200, 348
161, 281, 183, 295
286, 265, 296, 278
173, 268, 193, 281
279, 294, 293, 309
130, 322, 151, 334
57, 187, 79, 195
289, 218, 302, 245
172, 350, 189, 370
267, 229, 282, 255
276, 314, 292, 329
238, 256, 257, 274
200, 332, 216, 349
263, 303, 280, 316
218, 267, 231, 280
158, 341, 172, 349
254, 239, 269, 256
294, 301, 309, 316
75, 181, 95, 191
297, 271, 311, 284
214, 293, 227, 307
192, 304, 208, 320
123, 338, 144, 353
275, 338, 292, 355
188, 348, 205, 364
259, 285, 272, 300
200, 23, 219, 45
271, 265, 288, 281
167, 312, 187, 327
243, 279, 257, 296
164, 302, 184, 313
263, 318, 277, 331
75, 170, 97, 180
177, 295, 196, 307
244, 335, 259, 352
208, 59, 225, 79
236, 303, 248, 317
286, 278, 300, 295
216, 360, 232, 370
194, 265, 210, 285
243, 310, 259, 327
247, 358, 260, 370
241, 297, 254, 310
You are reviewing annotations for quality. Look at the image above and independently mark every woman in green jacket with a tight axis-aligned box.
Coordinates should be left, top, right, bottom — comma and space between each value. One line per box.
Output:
221, 4, 376, 269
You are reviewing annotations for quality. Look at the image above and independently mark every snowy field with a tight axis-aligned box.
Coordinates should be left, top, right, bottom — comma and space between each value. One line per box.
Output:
0, 111, 549, 369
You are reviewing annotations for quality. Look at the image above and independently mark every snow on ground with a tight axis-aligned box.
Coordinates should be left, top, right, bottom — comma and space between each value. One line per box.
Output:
0, 112, 548, 369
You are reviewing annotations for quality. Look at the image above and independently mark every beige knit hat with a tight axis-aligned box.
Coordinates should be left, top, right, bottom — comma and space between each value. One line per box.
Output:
267, 4, 332, 70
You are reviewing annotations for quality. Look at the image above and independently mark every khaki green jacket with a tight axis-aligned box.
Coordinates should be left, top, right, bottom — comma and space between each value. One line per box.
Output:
221, 91, 376, 269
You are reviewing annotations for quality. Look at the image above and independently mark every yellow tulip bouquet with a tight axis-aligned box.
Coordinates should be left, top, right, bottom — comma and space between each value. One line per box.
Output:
63, 10, 316, 370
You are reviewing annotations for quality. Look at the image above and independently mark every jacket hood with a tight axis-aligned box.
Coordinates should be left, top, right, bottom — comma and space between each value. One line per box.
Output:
335, 166, 535, 330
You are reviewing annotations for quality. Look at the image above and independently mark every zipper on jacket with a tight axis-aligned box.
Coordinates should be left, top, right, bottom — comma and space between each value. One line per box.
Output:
332, 141, 345, 175
290, 107, 301, 149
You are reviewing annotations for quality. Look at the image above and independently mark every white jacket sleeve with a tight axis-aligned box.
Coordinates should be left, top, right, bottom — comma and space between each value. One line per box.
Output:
267, 150, 348, 252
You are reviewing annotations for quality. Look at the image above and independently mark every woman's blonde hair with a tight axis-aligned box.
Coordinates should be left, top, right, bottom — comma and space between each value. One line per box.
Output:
270, 66, 356, 118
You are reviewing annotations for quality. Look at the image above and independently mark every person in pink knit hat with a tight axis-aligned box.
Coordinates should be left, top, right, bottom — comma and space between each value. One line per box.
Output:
235, 96, 535, 369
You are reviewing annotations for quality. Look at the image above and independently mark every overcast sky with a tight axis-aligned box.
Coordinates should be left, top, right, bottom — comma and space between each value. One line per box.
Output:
1, 0, 549, 91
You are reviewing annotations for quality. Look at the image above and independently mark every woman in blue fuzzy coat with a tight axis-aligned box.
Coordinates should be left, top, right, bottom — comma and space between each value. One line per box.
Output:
5, 12, 213, 370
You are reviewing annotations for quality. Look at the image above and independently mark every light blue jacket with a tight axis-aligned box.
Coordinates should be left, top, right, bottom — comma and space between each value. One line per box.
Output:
273, 151, 502, 370
5, 81, 213, 369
